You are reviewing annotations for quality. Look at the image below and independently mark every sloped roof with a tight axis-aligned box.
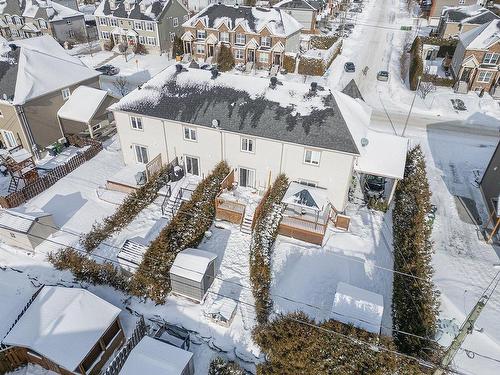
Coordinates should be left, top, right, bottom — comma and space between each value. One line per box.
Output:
0, 0, 82, 21
0, 35, 100, 104
275, 0, 315, 10
170, 248, 217, 282
57, 86, 109, 123
282, 181, 329, 211
442, 5, 498, 24
460, 19, 500, 50
0, 208, 51, 233
113, 66, 363, 155
2, 286, 121, 372
341, 79, 364, 101
183, 4, 302, 37
95, 0, 179, 21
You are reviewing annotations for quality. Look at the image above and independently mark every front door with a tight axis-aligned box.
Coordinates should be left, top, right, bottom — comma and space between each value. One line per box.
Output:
208, 44, 214, 57
239, 167, 255, 188
247, 49, 255, 62
460, 68, 472, 82
273, 53, 281, 66
185, 42, 192, 54
185, 156, 200, 176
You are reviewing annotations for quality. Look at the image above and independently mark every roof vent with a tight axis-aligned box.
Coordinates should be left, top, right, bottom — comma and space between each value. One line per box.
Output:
212, 119, 220, 128
175, 64, 183, 73
211, 69, 219, 79
361, 137, 369, 147
310, 82, 318, 92
8, 44, 17, 51
269, 76, 278, 89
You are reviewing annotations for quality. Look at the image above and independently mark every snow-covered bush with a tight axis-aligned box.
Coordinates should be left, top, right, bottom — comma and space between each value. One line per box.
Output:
208, 357, 245, 375
298, 39, 342, 77
130, 161, 230, 303
250, 174, 288, 324
392, 145, 440, 358
282, 54, 296, 73
254, 312, 425, 374
310, 35, 338, 50
217, 44, 235, 72
409, 37, 423, 91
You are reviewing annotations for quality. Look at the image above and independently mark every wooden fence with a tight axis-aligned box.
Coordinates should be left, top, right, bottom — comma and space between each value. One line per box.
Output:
101, 316, 147, 375
0, 137, 103, 209
0, 347, 27, 374
215, 170, 246, 225
251, 187, 271, 230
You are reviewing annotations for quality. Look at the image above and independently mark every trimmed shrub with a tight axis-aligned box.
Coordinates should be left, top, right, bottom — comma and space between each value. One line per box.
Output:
297, 57, 325, 76
392, 145, 440, 358
254, 312, 425, 375
282, 54, 296, 73
421, 74, 455, 87
133, 42, 147, 55
420, 36, 457, 58
250, 174, 288, 324
217, 44, 235, 72
209, 357, 245, 375
173, 35, 184, 57
81, 168, 168, 252
409, 37, 423, 90
104, 37, 115, 51
367, 197, 389, 212
130, 161, 230, 303
310, 35, 338, 50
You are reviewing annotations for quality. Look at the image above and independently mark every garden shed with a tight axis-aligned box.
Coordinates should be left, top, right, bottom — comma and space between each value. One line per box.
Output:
0, 208, 58, 251
170, 248, 217, 303
330, 282, 384, 335
205, 297, 238, 327
119, 336, 194, 375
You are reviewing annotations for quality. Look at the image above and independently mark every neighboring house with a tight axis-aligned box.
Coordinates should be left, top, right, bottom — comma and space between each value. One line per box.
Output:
438, 4, 499, 37
1, 286, 125, 375
0, 0, 87, 43
0, 36, 101, 158
480, 140, 499, 243
426, 0, 479, 26
94, 0, 189, 56
0, 208, 57, 251
185, 0, 237, 13
181, 4, 302, 69
119, 336, 195, 375
111, 65, 408, 212
450, 19, 500, 96
276, 0, 328, 33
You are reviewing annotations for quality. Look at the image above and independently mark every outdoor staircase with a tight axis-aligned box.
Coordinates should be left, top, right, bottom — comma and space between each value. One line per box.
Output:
240, 211, 254, 234
161, 193, 182, 220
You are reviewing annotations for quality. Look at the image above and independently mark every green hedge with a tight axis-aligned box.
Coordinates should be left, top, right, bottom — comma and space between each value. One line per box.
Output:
209, 357, 246, 375
409, 37, 423, 91
422, 73, 455, 87
310, 35, 338, 50
130, 161, 230, 303
283, 54, 296, 73
250, 174, 288, 324
217, 44, 235, 72
420, 36, 457, 57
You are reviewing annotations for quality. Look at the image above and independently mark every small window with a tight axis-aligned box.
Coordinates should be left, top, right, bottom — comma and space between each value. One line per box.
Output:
99, 17, 107, 26
134, 144, 149, 164
241, 137, 254, 152
196, 29, 205, 40
110, 18, 118, 27
196, 44, 205, 54
220, 31, 229, 43
146, 37, 156, 46
235, 33, 245, 45
234, 49, 244, 60
139, 35, 145, 44
173, 17, 178, 27
299, 180, 317, 187
184, 127, 197, 141
39, 19, 47, 29
61, 88, 71, 100
170, 32, 175, 42
130, 116, 143, 130
259, 53, 268, 63
146, 22, 155, 31
101, 31, 110, 39
304, 149, 320, 165
483, 53, 499, 65
477, 71, 493, 83
68, 29, 75, 38
261, 36, 271, 48
183, 15, 189, 22
134, 21, 142, 30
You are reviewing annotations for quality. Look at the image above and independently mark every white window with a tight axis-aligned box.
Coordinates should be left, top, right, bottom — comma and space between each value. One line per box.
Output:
61, 88, 71, 100
235, 49, 244, 59
483, 53, 499, 65
241, 137, 254, 152
130, 116, 143, 130
134, 21, 143, 30
139, 35, 145, 44
173, 17, 178, 27
146, 37, 156, 45
183, 15, 189, 22
99, 17, 108, 26
239, 167, 255, 188
235, 33, 245, 45
259, 53, 269, 63
134, 144, 149, 164
109, 18, 118, 27
184, 127, 197, 141
261, 36, 271, 48
196, 44, 205, 54
299, 179, 318, 187
196, 29, 205, 39
39, 19, 47, 29
477, 71, 493, 83
68, 29, 75, 38
304, 149, 321, 165
170, 32, 175, 42
102, 31, 110, 39
220, 31, 229, 43
146, 22, 155, 31
1, 130, 17, 148
7, 16, 12, 24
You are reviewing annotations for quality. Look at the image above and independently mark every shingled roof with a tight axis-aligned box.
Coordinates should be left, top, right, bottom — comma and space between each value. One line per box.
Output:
0, 0, 82, 21
95, 0, 173, 21
113, 66, 364, 155
442, 5, 499, 25
341, 79, 364, 102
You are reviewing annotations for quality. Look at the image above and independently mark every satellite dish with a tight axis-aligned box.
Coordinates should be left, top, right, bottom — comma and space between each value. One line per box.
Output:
212, 119, 219, 128
361, 137, 369, 147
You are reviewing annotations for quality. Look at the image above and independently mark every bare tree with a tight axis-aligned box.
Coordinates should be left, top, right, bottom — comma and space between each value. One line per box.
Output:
418, 81, 435, 99
113, 76, 130, 97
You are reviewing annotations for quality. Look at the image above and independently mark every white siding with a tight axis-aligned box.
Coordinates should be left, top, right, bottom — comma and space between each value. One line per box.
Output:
282, 9, 314, 30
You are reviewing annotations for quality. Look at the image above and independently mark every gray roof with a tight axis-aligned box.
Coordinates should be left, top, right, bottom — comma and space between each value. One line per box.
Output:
342, 79, 364, 101
0, 48, 20, 101
115, 68, 360, 155
95, 0, 171, 21
276, 0, 315, 10
443, 6, 499, 24
1, 0, 82, 21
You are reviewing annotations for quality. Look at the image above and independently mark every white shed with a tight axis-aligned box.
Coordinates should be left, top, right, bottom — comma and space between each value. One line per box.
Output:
0, 208, 58, 251
330, 282, 384, 335
119, 336, 194, 375
205, 297, 238, 327
170, 248, 217, 303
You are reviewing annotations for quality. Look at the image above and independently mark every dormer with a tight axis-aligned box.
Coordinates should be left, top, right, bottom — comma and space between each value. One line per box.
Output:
139, 0, 146, 13
109, 0, 117, 10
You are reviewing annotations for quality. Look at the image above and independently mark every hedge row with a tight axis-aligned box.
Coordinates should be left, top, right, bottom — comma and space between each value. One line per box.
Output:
250, 174, 288, 324
282, 54, 296, 73
129, 161, 230, 303
298, 40, 342, 76
254, 312, 426, 375
420, 36, 457, 57
392, 146, 440, 358
81, 167, 169, 252
422, 73, 455, 87
209, 357, 246, 375
310, 35, 338, 50
409, 37, 423, 91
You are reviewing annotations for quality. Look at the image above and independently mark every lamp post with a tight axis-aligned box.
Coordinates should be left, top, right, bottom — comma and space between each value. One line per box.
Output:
402, 75, 421, 137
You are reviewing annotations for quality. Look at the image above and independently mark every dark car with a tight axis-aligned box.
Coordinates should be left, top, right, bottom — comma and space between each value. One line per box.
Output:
364, 175, 386, 198
377, 70, 389, 81
344, 62, 355, 72
95, 64, 120, 76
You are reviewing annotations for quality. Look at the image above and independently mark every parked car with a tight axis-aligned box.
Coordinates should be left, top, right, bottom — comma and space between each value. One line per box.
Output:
350, 7, 362, 12
344, 62, 356, 72
364, 175, 386, 198
95, 65, 119, 76
377, 71, 389, 81
345, 23, 355, 29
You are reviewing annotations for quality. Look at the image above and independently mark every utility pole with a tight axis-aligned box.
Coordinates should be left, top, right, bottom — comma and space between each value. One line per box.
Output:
402, 75, 420, 137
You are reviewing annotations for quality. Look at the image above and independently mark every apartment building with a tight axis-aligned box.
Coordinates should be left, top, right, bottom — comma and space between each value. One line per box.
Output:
181, 4, 302, 69
94, 0, 189, 55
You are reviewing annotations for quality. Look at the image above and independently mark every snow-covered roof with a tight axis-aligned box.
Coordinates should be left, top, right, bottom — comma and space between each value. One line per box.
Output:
330, 282, 384, 334
170, 248, 217, 282
57, 86, 109, 123
95, 0, 181, 22
0, 35, 100, 105
275, 0, 315, 10
2, 286, 122, 372
442, 5, 498, 25
183, 4, 302, 37
206, 297, 237, 322
22, 0, 82, 21
355, 130, 408, 180
282, 181, 329, 211
0, 208, 51, 233
460, 19, 500, 50
119, 336, 193, 375
113, 66, 362, 155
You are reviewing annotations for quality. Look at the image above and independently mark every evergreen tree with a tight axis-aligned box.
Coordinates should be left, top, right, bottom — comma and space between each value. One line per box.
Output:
217, 44, 235, 72
173, 35, 184, 57
209, 357, 245, 375
392, 145, 440, 359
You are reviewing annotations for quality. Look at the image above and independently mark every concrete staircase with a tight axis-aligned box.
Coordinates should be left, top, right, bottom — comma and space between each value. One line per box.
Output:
162, 196, 182, 220
240, 211, 254, 234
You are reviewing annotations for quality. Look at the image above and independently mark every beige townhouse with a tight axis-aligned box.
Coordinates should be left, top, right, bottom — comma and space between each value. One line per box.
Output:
181, 4, 302, 69
437, 4, 499, 38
